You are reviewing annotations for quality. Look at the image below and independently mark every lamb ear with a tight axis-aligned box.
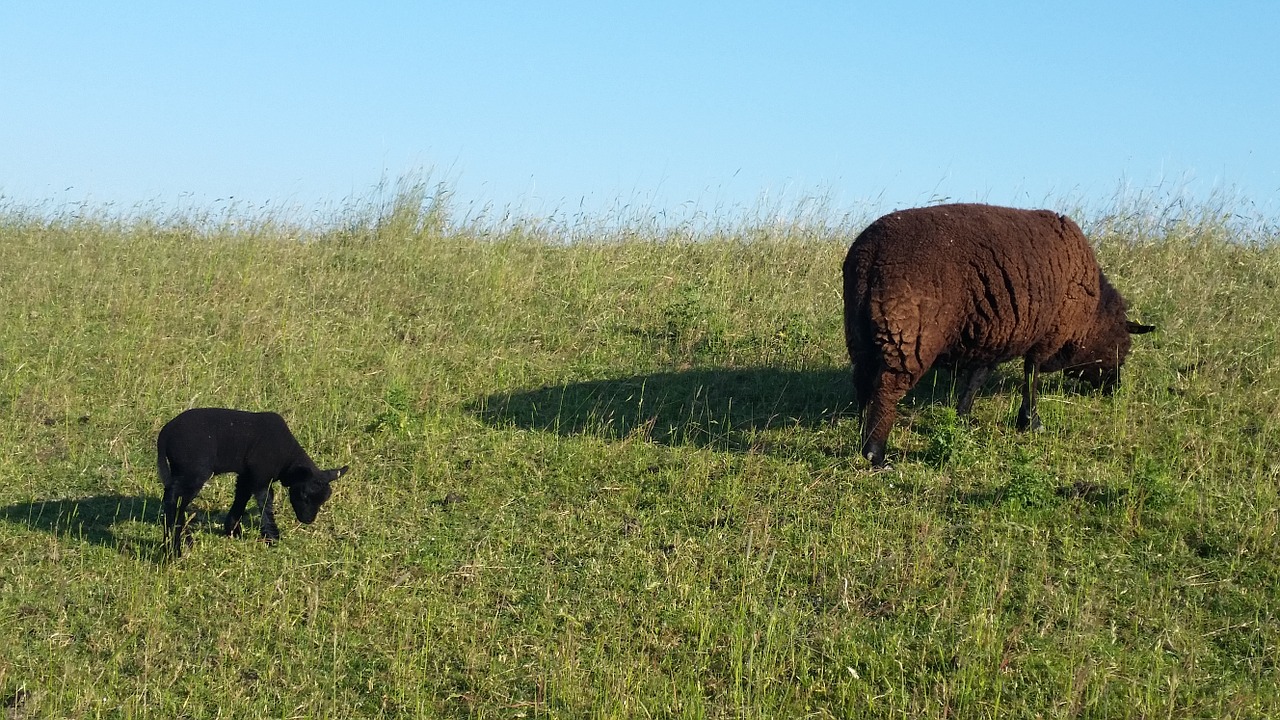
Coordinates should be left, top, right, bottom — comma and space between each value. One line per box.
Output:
1126, 321, 1156, 334
324, 465, 349, 482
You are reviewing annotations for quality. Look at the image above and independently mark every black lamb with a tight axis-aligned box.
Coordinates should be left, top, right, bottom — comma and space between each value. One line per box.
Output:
157, 408, 348, 556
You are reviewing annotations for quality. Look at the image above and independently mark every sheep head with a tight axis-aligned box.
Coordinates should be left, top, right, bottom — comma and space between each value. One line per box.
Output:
1053, 277, 1155, 392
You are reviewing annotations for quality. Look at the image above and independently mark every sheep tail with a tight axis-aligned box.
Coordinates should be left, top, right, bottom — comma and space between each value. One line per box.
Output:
156, 436, 172, 486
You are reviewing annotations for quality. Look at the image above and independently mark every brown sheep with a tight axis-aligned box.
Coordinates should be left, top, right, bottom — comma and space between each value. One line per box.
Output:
842, 203, 1155, 466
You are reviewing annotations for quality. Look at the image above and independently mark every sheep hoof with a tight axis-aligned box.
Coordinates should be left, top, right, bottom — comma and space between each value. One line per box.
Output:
863, 456, 893, 472
862, 443, 888, 469
1016, 414, 1044, 432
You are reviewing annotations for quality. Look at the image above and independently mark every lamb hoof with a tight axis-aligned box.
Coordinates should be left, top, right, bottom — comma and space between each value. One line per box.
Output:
1016, 415, 1043, 432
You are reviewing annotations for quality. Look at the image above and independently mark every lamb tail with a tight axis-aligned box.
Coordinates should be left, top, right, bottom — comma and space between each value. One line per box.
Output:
156, 439, 172, 486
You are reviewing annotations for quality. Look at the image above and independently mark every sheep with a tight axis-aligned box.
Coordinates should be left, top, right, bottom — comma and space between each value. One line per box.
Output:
158, 408, 348, 556
842, 203, 1155, 466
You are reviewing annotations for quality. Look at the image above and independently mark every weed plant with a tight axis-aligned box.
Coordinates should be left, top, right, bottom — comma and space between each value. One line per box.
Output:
0, 187, 1278, 718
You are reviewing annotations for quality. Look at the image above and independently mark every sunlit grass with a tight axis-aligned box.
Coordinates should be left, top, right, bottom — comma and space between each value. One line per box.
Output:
0, 186, 1278, 717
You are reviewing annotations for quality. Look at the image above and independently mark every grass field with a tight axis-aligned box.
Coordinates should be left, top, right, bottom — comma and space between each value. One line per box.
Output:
1, 187, 1278, 718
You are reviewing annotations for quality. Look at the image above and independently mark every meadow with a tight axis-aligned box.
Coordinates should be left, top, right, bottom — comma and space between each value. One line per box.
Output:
0, 186, 1277, 718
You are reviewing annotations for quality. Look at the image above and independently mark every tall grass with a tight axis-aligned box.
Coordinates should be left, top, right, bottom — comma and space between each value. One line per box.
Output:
0, 185, 1278, 718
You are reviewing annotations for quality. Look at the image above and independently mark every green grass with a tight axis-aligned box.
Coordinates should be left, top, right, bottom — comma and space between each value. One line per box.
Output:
1, 189, 1278, 718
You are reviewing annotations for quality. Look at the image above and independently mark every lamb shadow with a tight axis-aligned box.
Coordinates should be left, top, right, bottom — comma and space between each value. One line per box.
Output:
472, 367, 855, 450
0, 494, 190, 562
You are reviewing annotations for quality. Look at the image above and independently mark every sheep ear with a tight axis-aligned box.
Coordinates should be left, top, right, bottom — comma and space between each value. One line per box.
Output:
1126, 321, 1156, 334
325, 465, 349, 482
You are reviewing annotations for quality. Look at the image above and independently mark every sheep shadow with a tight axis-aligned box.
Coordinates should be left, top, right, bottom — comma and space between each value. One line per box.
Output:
0, 494, 183, 562
469, 365, 1010, 452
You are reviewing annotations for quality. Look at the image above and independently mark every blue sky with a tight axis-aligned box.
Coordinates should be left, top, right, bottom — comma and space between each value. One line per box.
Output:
2, 2, 1277, 222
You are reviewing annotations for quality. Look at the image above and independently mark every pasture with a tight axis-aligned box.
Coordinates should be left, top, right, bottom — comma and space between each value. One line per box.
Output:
1, 190, 1278, 718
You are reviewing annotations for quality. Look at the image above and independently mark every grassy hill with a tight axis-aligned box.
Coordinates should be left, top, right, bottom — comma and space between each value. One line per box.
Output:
1, 191, 1277, 718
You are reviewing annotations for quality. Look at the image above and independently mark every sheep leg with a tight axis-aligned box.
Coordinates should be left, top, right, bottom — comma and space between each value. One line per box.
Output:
224, 477, 254, 538
1017, 360, 1043, 431
256, 485, 280, 543
163, 472, 208, 557
954, 366, 993, 417
851, 357, 878, 416
860, 371, 914, 467
161, 483, 184, 556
